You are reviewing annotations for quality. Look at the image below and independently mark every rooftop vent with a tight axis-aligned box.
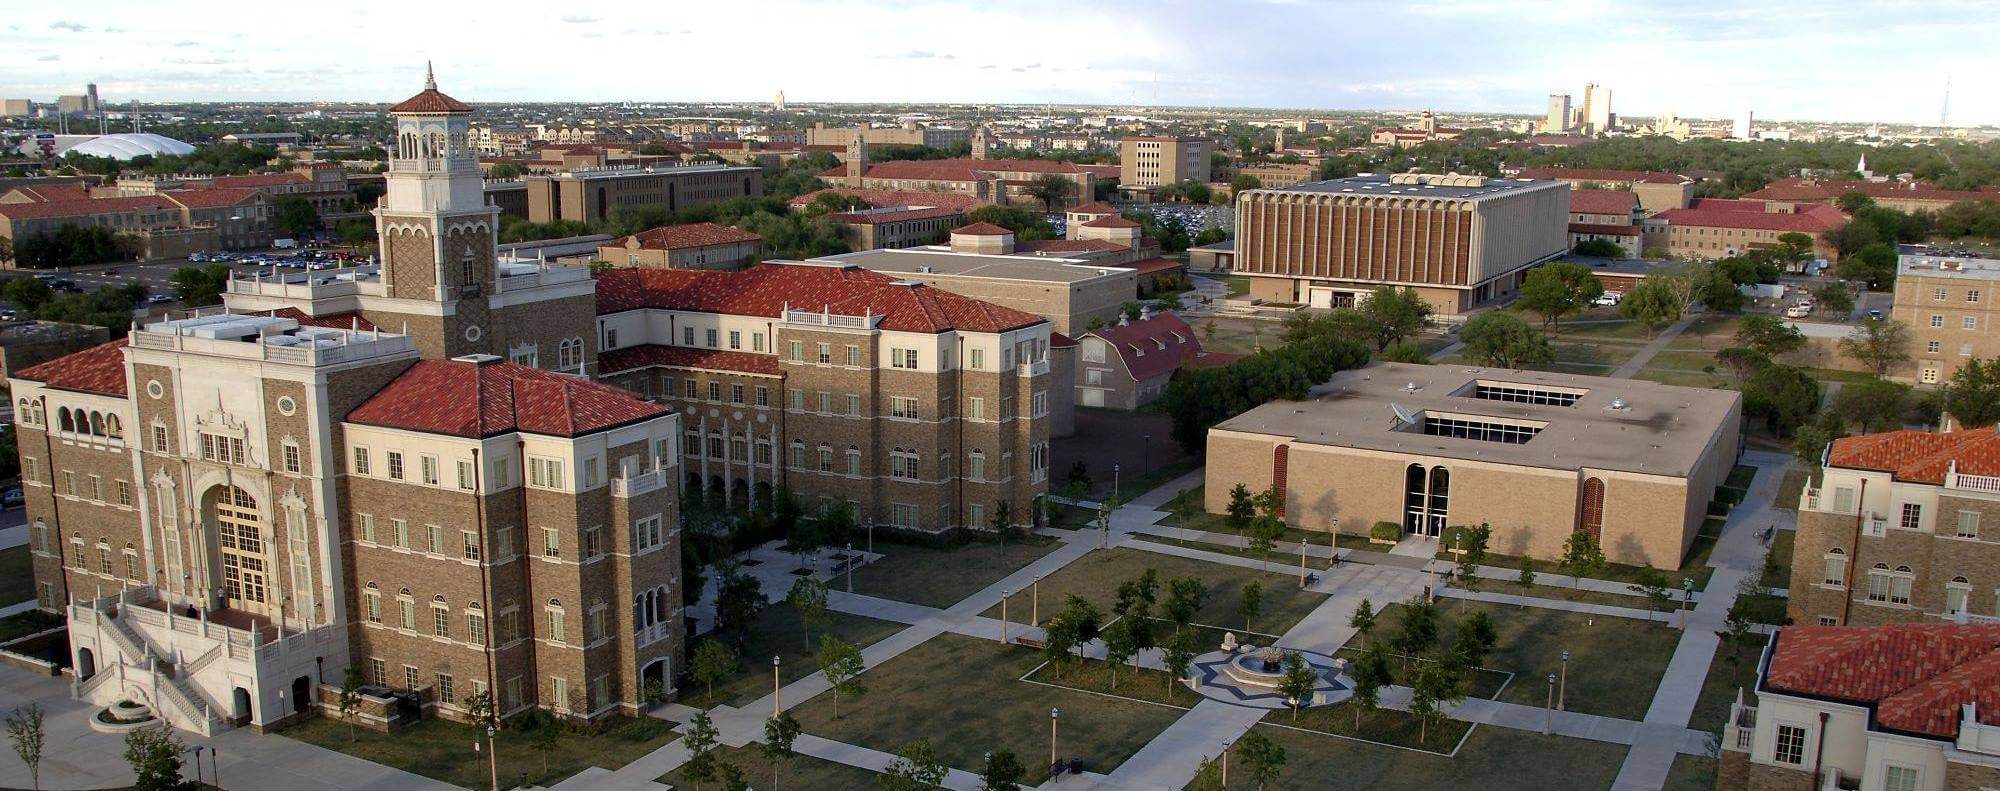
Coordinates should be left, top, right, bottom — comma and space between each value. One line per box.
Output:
454, 353, 503, 365
1608, 397, 1631, 411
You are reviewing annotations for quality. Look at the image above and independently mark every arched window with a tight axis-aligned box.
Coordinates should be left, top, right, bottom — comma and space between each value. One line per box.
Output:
1426, 466, 1450, 535
58, 407, 73, 433
1579, 477, 1606, 542
104, 414, 121, 439
1403, 463, 1428, 535
558, 338, 583, 370
88, 411, 103, 436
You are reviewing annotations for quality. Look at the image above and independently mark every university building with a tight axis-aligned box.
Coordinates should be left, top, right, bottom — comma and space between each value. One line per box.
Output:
525, 163, 763, 224
1890, 253, 2000, 386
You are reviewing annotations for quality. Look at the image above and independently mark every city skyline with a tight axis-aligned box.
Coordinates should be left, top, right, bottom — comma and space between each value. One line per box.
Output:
0, 0, 1994, 126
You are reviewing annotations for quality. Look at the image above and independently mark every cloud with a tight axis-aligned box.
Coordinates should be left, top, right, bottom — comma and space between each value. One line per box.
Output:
49, 20, 87, 32
169, 57, 230, 65
559, 14, 598, 23
1010, 63, 1043, 72
103, 26, 125, 33
891, 50, 954, 60
36, 54, 60, 62
173, 40, 199, 47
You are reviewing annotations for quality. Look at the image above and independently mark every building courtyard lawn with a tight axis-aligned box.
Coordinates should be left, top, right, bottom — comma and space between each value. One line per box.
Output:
846, 537, 1062, 609
1370, 600, 1678, 721
1760, 530, 1795, 590
658, 742, 883, 789
1665, 754, 1720, 791
0, 545, 33, 605
692, 606, 908, 709
789, 633, 1185, 784
285, 712, 677, 789
1198, 722, 1627, 791
1452, 519, 1721, 592
1691, 638, 1765, 733
982, 547, 1327, 635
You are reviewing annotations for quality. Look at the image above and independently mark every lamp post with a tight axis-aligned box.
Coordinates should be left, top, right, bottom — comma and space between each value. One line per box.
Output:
1681, 577, 1694, 629
1142, 434, 1151, 474
845, 542, 854, 593
1299, 535, 1308, 587
866, 518, 875, 555
1049, 708, 1061, 770
1112, 463, 1121, 505
1559, 650, 1570, 711
1000, 590, 1010, 645
1032, 577, 1041, 626
1544, 673, 1556, 735
1220, 740, 1230, 786
772, 655, 782, 717
191, 746, 205, 786
210, 748, 218, 788
487, 724, 499, 791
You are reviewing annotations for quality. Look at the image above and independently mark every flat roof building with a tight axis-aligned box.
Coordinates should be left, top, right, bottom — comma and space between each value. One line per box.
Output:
526, 163, 763, 224
817, 246, 1137, 337
1233, 172, 1570, 316
1204, 361, 1742, 566
1120, 136, 1212, 200
1892, 253, 2000, 386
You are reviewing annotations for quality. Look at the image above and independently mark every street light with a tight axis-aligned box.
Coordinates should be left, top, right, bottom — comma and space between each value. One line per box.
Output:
1000, 590, 1010, 645
1142, 434, 1151, 474
772, 655, 782, 717
487, 724, 499, 791
1544, 673, 1557, 735
1049, 708, 1061, 770
1681, 577, 1695, 629
1559, 650, 1570, 711
1113, 463, 1121, 504
1220, 739, 1231, 785
845, 542, 854, 594
191, 746, 205, 786
866, 518, 875, 555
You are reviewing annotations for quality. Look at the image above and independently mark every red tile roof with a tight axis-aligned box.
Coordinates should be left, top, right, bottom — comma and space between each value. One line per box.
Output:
822, 158, 1085, 183
164, 187, 262, 210
1570, 189, 1639, 216
1067, 202, 1118, 215
786, 188, 986, 212
1112, 257, 1183, 276
1078, 165, 1120, 179
1081, 216, 1139, 229
348, 359, 666, 438
1654, 200, 1847, 234
1049, 331, 1077, 349
1087, 311, 1201, 382
1517, 167, 1690, 185
1569, 222, 1641, 237
595, 263, 1046, 334
0, 195, 177, 220
826, 206, 964, 225
387, 88, 474, 114
1745, 178, 2000, 206
1765, 623, 2000, 738
613, 222, 762, 251
1015, 239, 1130, 254
599, 345, 783, 377
951, 222, 1012, 236
6, 183, 91, 202
1826, 428, 2000, 483
15, 338, 128, 397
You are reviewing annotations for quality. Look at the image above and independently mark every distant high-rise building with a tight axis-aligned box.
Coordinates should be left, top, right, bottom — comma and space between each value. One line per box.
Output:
1545, 93, 1571, 132
1589, 87, 1612, 132
1577, 83, 1598, 133
0, 99, 29, 117
56, 95, 87, 115
774, 89, 786, 111
85, 82, 99, 112
1733, 110, 1754, 140
969, 126, 993, 160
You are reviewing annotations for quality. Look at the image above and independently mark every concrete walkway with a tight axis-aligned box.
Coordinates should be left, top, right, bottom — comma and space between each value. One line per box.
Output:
1609, 313, 1700, 378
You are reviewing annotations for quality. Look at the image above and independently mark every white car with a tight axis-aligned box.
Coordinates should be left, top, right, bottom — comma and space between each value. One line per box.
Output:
1593, 292, 1623, 306
1785, 304, 1813, 318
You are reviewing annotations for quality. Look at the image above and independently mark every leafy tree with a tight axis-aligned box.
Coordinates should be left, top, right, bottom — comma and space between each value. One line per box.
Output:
1238, 581, 1264, 632
712, 562, 767, 640
991, 499, 1021, 544
1225, 484, 1255, 528
0, 236, 12, 266
32, 283, 149, 334
1248, 484, 1286, 572
1716, 347, 1771, 383
1452, 611, 1499, 669
1101, 618, 1137, 689
981, 750, 1026, 791
1164, 577, 1207, 633
1572, 238, 1626, 257
1744, 362, 1823, 436
5, 704, 45, 791
881, 738, 949, 790
1516, 262, 1604, 328
786, 576, 831, 650
1837, 242, 1899, 290
1792, 412, 1844, 478
337, 664, 365, 740
1236, 731, 1286, 790
168, 262, 233, 307
1735, 315, 1807, 358
1348, 598, 1376, 639
1393, 598, 1439, 660
1620, 279, 1684, 335
761, 712, 802, 791
1278, 651, 1319, 720
818, 635, 867, 720
1700, 266, 1747, 313
1161, 630, 1197, 699
965, 205, 1057, 240
1348, 644, 1391, 732
1838, 319, 1910, 376
1456, 523, 1492, 591
1814, 282, 1856, 316
684, 710, 721, 790
1459, 311, 1554, 369
1230, 173, 1263, 194
272, 195, 322, 237
1558, 530, 1608, 590
530, 721, 561, 779
1773, 232, 1815, 263
1628, 567, 1674, 623
1409, 660, 1468, 745
1379, 340, 1431, 363
1946, 358, 2000, 428
122, 726, 184, 791
1831, 378, 1912, 432
1, 277, 52, 313
1357, 287, 1433, 349
691, 638, 740, 704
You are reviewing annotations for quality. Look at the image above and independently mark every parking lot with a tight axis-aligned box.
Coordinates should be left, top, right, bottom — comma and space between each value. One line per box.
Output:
0, 248, 370, 317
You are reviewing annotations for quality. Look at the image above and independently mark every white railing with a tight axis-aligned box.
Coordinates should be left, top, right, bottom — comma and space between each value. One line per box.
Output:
1018, 358, 1051, 378
782, 307, 880, 329
128, 329, 415, 367
496, 263, 591, 292
1727, 701, 1758, 752
155, 676, 211, 735
1949, 472, 2000, 494
1802, 486, 1821, 510
612, 469, 668, 498
182, 643, 223, 676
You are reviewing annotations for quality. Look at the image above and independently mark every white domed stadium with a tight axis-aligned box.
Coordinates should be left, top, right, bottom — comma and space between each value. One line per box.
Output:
64, 133, 196, 160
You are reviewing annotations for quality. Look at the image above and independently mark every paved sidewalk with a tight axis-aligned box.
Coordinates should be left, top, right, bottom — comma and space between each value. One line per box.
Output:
1610, 313, 1700, 378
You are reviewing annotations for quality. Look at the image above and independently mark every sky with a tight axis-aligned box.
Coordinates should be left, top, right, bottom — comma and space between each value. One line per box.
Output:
2, 0, 1998, 126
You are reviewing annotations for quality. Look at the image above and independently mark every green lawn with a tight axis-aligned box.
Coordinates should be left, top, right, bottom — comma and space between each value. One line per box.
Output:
1480, 580, 1680, 615
1644, 349, 1725, 373
789, 633, 1185, 784
1691, 639, 1764, 733
1222, 275, 1251, 297
1023, 653, 1195, 708
1194, 723, 1627, 790
691, 607, 907, 709
1371, 600, 1678, 721
284, 713, 677, 789
1734, 591, 1790, 626
1774, 468, 1809, 512
0, 546, 33, 605
1761, 531, 1795, 590
0, 609, 62, 644
1276, 696, 1472, 753
1547, 318, 1654, 341
1190, 315, 1283, 356
1632, 367, 1732, 389
1161, 487, 1328, 547
1665, 754, 1720, 791
1459, 519, 1720, 592
1666, 315, 1743, 350
1551, 340, 1643, 370
847, 537, 1062, 609
658, 742, 882, 789
983, 547, 1326, 635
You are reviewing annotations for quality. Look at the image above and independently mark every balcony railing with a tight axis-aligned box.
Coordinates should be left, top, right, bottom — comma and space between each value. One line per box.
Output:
612, 469, 668, 498
1949, 472, 2000, 494
1726, 700, 1758, 752
1018, 358, 1051, 378
1802, 486, 1820, 510
782, 303, 882, 330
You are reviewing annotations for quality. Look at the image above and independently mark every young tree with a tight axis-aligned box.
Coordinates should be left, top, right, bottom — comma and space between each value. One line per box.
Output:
5, 704, 44, 791
1629, 566, 1674, 623
881, 737, 948, 791
1248, 484, 1286, 572
1734, 315, 1808, 358
817, 635, 867, 720
786, 576, 831, 651
1225, 483, 1256, 527
991, 499, 1022, 544
1393, 598, 1439, 661
1459, 311, 1555, 369
1946, 358, 2000, 428
691, 638, 740, 704
1278, 651, 1319, 721
1453, 611, 1500, 670
1716, 346, 1771, 383
1838, 319, 1911, 376
1621, 279, 1684, 336
1516, 262, 1604, 328
1348, 644, 1391, 732
1238, 581, 1265, 633
1773, 232, 1815, 264
1456, 523, 1492, 592
1025, 173, 1076, 212
1813, 281, 1857, 316
122, 726, 184, 791
1410, 660, 1468, 745
1188, 755, 1226, 791
338, 663, 365, 740
1357, 286, 1434, 349
683, 710, 721, 790
1164, 577, 1207, 633
530, 720, 561, 779
712, 562, 767, 639
1348, 598, 1376, 639
1558, 530, 1609, 592
1101, 618, 1137, 689
761, 711, 802, 791
1162, 630, 1198, 700
981, 749, 1026, 791
1513, 556, 1537, 605
1236, 730, 1287, 790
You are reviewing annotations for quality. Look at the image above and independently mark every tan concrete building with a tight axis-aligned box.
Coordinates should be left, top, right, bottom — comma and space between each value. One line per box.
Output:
597, 223, 763, 270
1232, 172, 1570, 316
817, 240, 1138, 337
1120, 136, 1212, 200
1369, 112, 1463, 149
825, 157, 1096, 211
1646, 198, 1847, 261
1790, 428, 2000, 628
805, 122, 970, 150
1203, 362, 1742, 567
1718, 623, 2000, 791
1891, 253, 2000, 387
1217, 162, 1317, 191
0, 187, 273, 261
1515, 167, 1694, 214
1568, 189, 1643, 257
1745, 176, 2000, 215
525, 163, 763, 225
591, 261, 1055, 533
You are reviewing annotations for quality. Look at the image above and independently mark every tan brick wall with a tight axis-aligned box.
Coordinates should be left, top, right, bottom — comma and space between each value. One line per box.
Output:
383, 223, 438, 302
1945, 761, 2000, 791
493, 295, 598, 375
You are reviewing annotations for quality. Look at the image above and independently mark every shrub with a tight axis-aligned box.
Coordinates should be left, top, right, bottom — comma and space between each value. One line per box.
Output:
1370, 521, 1402, 542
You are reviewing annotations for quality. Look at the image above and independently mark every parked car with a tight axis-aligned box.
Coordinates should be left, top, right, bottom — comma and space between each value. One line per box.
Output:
272, 238, 298, 249
1868, 309, 1885, 321
0, 310, 16, 321
1785, 304, 1813, 318
1, 487, 23, 509
148, 294, 174, 305
1593, 292, 1623, 306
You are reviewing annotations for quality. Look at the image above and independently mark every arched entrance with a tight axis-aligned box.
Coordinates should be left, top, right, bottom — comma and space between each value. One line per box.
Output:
1579, 477, 1606, 542
640, 658, 671, 705
206, 485, 269, 615
232, 687, 253, 723
292, 676, 313, 714
76, 647, 96, 680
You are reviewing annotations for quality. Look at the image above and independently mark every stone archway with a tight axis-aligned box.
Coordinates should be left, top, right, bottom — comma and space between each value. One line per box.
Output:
201, 485, 271, 616
76, 647, 96, 679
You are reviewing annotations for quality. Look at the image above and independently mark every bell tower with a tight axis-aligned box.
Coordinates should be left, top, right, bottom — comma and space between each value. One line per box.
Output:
373, 63, 501, 359
845, 131, 868, 188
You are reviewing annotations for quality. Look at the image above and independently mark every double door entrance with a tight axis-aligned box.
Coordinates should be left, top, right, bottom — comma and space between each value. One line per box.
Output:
214, 486, 269, 613
1401, 464, 1449, 537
